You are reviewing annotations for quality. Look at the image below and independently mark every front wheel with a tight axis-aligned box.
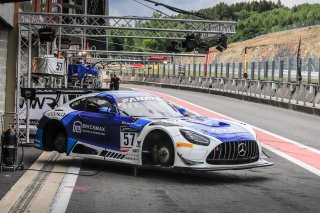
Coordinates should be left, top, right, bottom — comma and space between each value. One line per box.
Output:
152, 142, 174, 167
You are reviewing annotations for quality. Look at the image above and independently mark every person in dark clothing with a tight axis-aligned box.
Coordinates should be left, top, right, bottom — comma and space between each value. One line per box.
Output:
109, 74, 115, 90
114, 74, 121, 90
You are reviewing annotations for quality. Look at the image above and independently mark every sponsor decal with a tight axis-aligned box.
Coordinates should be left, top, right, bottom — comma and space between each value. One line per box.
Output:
121, 96, 162, 103
132, 148, 140, 153
125, 153, 139, 161
211, 127, 245, 134
136, 141, 142, 148
72, 121, 105, 136
73, 121, 82, 133
19, 94, 64, 126
120, 147, 130, 152
120, 127, 138, 132
48, 111, 66, 117
176, 142, 194, 148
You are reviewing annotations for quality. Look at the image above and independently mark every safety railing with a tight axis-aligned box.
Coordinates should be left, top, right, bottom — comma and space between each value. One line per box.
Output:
121, 59, 320, 110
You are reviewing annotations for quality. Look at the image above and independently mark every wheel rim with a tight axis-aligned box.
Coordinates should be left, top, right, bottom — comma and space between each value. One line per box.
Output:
56, 140, 64, 150
158, 147, 170, 163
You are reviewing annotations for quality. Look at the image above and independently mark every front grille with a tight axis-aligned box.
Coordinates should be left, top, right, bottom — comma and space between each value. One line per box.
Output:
206, 140, 259, 165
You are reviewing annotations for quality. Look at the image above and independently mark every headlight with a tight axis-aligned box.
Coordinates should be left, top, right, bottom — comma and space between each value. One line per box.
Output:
180, 129, 210, 146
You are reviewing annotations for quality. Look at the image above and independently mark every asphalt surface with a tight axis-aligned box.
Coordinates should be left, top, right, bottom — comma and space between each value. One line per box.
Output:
64, 84, 320, 213
0, 144, 42, 199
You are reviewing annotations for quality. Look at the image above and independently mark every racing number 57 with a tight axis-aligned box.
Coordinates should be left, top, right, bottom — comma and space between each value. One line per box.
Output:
123, 132, 135, 146
56, 62, 63, 71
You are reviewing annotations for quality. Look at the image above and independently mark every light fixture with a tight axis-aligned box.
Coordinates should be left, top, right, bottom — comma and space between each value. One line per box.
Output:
38, 27, 56, 43
183, 34, 198, 52
56, 36, 71, 49
216, 34, 228, 52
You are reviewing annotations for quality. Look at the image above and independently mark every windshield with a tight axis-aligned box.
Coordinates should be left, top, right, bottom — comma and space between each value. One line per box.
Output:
116, 96, 182, 117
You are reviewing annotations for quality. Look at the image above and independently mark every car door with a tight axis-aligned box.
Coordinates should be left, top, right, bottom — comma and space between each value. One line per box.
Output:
75, 97, 115, 150
68, 96, 135, 154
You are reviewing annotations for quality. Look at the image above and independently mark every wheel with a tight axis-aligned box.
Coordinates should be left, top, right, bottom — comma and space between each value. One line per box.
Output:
54, 133, 66, 153
152, 141, 174, 167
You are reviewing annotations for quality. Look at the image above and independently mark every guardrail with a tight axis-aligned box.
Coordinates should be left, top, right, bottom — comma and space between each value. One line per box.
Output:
122, 59, 320, 84
121, 73, 320, 116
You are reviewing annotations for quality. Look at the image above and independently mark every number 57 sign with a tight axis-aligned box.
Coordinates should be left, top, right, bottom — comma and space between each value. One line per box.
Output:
120, 127, 138, 152
32, 57, 65, 76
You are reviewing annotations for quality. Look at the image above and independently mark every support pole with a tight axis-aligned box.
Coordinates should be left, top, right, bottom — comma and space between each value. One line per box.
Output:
133, 166, 138, 177
105, 0, 109, 51
26, 23, 32, 144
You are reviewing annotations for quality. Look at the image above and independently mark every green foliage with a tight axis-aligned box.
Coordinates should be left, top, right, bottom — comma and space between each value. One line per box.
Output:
20, 1, 32, 12
189, 0, 282, 21
230, 3, 320, 42
109, 37, 124, 51
112, 1, 320, 52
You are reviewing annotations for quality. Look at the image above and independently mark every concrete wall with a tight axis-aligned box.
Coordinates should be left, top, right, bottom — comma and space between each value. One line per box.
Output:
0, 3, 14, 27
0, 23, 8, 114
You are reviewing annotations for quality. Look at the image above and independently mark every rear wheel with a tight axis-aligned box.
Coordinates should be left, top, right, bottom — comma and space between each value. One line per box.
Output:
54, 133, 66, 153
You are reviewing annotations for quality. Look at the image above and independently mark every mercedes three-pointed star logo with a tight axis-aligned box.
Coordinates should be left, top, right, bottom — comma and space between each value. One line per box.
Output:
238, 143, 247, 157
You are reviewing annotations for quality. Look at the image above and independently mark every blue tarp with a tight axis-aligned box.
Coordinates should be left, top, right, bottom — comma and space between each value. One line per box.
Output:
68, 64, 99, 80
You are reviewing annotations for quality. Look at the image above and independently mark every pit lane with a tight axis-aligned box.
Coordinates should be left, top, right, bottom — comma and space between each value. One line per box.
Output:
1, 85, 320, 212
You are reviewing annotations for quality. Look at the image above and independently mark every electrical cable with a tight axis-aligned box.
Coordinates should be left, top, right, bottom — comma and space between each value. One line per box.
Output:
16, 138, 25, 169
23, 168, 100, 176
262, 149, 271, 158
142, 0, 211, 20
16, 142, 100, 177
132, 0, 171, 17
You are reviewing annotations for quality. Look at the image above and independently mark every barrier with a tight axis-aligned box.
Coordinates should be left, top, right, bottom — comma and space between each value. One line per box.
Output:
122, 75, 320, 115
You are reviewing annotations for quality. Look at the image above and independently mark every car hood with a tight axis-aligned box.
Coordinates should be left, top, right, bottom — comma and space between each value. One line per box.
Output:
134, 116, 255, 142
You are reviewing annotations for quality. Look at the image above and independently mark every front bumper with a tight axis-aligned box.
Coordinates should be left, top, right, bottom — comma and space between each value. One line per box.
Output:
174, 158, 273, 171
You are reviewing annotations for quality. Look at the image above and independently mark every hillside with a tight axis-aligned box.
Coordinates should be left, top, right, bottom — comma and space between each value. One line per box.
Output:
178, 25, 320, 65
209, 25, 320, 63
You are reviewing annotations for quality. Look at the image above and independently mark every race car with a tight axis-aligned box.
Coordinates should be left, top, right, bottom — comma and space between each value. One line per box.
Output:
34, 90, 273, 170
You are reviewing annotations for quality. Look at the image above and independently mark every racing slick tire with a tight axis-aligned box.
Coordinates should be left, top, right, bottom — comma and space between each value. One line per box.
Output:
53, 133, 66, 153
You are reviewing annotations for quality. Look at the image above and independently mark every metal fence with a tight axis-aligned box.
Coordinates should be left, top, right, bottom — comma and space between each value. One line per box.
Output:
122, 58, 320, 84
121, 58, 320, 109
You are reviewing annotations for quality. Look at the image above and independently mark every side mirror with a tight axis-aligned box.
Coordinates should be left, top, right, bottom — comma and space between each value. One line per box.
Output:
177, 107, 186, 115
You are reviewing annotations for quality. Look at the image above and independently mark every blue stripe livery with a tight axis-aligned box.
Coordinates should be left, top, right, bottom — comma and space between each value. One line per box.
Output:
66, 138, 78, 155
34, 128, 43, 149
61, 111, 81, 126
129, 118, 151, 131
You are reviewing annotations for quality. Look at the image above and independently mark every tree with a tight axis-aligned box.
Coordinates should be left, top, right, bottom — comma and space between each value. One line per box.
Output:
111, 37, 124, 51
120, 1, 320, 49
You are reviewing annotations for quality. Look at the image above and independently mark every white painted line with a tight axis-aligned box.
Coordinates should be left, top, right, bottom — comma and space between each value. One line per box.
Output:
0, 152, 52, 213
27, 155, 69, 212
262, 144, 320, 177
49, 163, 81, 213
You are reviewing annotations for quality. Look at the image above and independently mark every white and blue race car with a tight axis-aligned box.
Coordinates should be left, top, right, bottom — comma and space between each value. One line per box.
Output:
34, 90, 273, 170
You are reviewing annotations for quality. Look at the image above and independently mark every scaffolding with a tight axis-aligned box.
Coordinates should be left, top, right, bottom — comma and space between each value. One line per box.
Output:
17, 12, 237, 143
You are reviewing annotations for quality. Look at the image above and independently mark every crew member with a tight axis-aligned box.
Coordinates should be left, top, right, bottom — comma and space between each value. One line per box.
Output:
114, 74, 121, 90
109, 73, 115, 90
